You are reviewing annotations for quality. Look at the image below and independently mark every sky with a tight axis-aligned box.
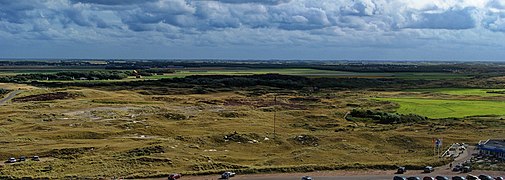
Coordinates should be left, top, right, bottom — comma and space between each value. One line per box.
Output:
1, 0, 505, 61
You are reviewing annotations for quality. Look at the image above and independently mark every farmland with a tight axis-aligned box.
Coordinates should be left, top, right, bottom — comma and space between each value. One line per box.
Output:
0, 60, 504, 178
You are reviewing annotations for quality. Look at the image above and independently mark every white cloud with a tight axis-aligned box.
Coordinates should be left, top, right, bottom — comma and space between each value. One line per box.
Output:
1, 0, 505, 60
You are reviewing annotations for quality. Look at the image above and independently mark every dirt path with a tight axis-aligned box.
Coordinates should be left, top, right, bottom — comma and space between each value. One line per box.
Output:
0, 90, 21, 105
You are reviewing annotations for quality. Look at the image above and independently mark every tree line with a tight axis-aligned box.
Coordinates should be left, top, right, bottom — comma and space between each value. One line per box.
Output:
0, 71, 129, 82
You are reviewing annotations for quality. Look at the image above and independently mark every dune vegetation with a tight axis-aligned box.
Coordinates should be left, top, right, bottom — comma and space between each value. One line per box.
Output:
1, 61, 505, 178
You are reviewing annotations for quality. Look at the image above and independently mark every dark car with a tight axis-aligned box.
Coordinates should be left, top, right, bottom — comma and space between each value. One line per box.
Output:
167, 173, 181, 180
31, 156, 40, 161
394, 176, 407, 180
435, 176, 449, 180
424, 166, 434, 173
495, 177, 504, 180
479, 175, 494, 180
423, 177, 435, 180
462, 166, 472, 173
301, 176, 313, 180
452, 165, 462, 172
397, 166, 407, 174
408, 177, 421, 180
18, 156, 26, 161
466, 175, 479, 180
452, 176, 466, 180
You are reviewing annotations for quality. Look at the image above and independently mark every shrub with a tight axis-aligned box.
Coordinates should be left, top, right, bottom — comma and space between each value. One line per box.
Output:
348, 109, 428, 124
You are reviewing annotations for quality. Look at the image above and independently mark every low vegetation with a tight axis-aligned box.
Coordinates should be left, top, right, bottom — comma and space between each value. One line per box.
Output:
0, 60, 504, 178
347, 109, 428, 124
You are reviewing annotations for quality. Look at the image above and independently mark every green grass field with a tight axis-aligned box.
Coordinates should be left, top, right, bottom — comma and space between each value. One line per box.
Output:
407, 88, 505, 97
378, 97, 505, 118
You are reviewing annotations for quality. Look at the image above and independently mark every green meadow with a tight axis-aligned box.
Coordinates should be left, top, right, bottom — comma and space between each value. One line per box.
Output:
378, 97, 505, 118
410, 88, 505, 97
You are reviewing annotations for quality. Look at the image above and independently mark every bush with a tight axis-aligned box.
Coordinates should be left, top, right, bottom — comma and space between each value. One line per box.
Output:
348, 109, 428, 124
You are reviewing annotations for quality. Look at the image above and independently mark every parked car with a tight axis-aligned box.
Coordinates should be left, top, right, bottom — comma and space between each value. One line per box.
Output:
31, 156, 40, 161
224, 172, 236, 177
478, 175, 494, 180
453, 165, 462, 171
495, 177, 504, 180
5, 157, 16, 163
167, 173, 181, 180
221, 172, 236, 179
466, 174, 480, 180
435, 176, 449, 180
452, 176, 466, 180
423, 177, 435, 180
424, 166, 434, 173
394, 176, 407, 180
397, 166, 407, 174
407, 177, 421, 180
18, 156, 26, 161
462, 166, 472, 173
301, 176, 313, 180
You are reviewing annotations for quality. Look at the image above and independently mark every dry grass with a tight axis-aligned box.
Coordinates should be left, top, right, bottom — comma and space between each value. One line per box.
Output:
0, 85, 503, 178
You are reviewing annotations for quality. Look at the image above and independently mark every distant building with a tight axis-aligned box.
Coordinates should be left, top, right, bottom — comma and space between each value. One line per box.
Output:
478, 139, 505, 159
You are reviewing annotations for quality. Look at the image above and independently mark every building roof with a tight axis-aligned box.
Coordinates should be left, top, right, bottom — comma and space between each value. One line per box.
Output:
479, 139, 505, 153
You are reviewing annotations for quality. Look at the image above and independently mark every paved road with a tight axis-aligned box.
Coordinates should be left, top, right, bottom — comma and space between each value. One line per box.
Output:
0, 90, 21, 105
144, 170, 504, 180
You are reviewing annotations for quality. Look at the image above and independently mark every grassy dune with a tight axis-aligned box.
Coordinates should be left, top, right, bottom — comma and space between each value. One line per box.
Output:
0, 86, 503, 178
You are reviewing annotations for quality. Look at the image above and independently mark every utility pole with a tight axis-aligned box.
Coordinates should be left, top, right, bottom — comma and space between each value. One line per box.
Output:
273, 95, 277, 140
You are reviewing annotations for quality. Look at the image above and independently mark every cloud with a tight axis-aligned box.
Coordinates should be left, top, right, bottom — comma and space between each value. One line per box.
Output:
70, 0, 158, 5
487, 0, 505, 9
2, 0, 505, 61
405, 7, 477, 30
216, 0, 291, 5
482, 11, 505, 32
340, 0, 378, 16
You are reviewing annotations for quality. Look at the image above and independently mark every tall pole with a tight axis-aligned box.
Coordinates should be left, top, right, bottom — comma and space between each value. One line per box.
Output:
273, 95, 277, 140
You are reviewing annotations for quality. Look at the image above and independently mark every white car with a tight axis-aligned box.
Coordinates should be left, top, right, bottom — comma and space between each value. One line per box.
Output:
6, 157, 16, 163
302, 176, 313, 180
221, 172, 236, 179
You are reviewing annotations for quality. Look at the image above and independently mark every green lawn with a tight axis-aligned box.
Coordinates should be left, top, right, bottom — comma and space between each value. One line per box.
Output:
377, 98, 505, 118
407, 88, 505, 97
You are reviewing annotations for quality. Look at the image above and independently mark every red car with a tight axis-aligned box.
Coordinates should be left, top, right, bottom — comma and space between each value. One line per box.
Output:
168, 174, 181, 180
